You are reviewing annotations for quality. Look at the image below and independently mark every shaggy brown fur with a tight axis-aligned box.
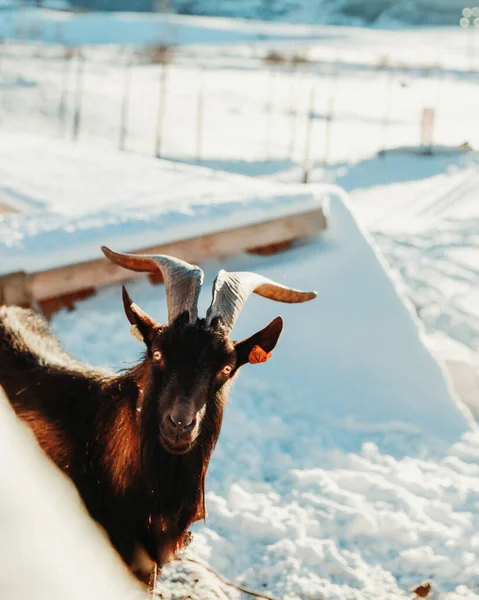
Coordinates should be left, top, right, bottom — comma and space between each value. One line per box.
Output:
0, 303, 282, 578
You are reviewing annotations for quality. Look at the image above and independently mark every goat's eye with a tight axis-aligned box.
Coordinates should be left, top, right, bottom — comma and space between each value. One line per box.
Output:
221, 365, 233, 376
153, 350, 163, 363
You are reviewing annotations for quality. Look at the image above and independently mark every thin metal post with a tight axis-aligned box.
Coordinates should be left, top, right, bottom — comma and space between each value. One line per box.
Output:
155, 61, 168, 158
195, 69, 204, 163
302, 86, 315, 184
379, 65, 395, 154
470, 22, 475, 71
288, 60, 298, 161
0, 38, 4, 127
264, 67, 276, 160
119, 57, 132, 151
72, 49, 84, 142
58, 47, 72, 138
323, 59, 339, 168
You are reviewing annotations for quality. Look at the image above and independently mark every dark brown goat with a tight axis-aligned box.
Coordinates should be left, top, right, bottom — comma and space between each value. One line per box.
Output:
0, 248, 315, 581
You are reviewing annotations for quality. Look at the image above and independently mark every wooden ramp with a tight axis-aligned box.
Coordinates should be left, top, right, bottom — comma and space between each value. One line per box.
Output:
0, 207, 326, 316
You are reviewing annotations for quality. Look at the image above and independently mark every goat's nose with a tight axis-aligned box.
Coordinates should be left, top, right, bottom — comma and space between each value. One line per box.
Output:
169, 412, 194, 429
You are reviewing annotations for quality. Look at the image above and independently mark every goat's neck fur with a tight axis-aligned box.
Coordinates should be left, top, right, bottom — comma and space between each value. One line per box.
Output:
106, 361, 223, 563
0, 307, 224, 568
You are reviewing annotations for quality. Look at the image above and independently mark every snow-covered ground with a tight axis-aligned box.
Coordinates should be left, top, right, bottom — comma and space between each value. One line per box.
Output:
333, 151, 479, 422
338, 152, 479, 353
49, 196, 477, 599
2, 11, 479, 600
0, 22, 475, 167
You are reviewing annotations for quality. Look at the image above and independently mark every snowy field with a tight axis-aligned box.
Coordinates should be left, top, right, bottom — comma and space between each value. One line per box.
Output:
0, 19, 476, 161
1, 9, 479, 600
49, 201, 478, 600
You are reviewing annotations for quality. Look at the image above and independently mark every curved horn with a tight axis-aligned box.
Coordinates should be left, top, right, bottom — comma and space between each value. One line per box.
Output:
206, 270, 316, 332
102, 246, 204, 324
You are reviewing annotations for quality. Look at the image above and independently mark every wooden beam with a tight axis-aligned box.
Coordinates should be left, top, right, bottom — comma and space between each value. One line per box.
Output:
0, 271, 32, 305
1, 208, 326, 305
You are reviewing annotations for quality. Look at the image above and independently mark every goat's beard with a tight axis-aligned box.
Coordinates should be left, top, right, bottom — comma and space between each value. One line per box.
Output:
138, 391, 225, 500
158, 431, 195, 455
137, 390, 227, 566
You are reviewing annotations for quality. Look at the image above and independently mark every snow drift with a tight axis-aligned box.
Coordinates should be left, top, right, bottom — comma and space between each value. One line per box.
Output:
2, 130, 477, 596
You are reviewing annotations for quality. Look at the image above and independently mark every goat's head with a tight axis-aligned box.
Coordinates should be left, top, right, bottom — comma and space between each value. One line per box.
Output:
102, 246, 316, 456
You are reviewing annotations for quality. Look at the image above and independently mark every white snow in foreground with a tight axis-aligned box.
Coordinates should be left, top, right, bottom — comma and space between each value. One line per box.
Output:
49, 191, 476, 599
0, 389, 140, 600
0, 134, 323, 275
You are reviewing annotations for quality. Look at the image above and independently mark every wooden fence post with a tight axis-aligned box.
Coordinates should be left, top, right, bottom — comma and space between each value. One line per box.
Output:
420, 107, 435, 155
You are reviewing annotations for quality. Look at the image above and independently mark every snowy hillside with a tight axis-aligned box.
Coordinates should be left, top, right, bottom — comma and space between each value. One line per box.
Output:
171, 0, 462, 27
28, 0, 464, 26
0, 9, 469, 53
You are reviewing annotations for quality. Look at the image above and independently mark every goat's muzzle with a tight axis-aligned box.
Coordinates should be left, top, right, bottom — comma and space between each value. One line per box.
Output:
159, 411, 198, 455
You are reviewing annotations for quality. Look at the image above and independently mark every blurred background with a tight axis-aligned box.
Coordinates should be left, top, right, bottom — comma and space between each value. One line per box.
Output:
0, 0, 477, 366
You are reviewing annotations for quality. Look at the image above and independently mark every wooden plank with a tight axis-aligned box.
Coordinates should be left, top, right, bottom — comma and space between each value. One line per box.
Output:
2, 208, 326, 304
38, 288, 96, 319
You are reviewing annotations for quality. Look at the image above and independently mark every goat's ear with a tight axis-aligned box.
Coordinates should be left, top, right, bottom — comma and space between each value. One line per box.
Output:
122, 286, 161, 347
234, 316, 283, 368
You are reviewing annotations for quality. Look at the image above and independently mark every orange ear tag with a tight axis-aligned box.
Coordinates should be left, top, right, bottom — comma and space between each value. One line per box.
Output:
248, 345, 273, 364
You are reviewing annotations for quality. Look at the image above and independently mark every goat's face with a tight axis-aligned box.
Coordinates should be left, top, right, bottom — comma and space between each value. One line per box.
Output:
127, 303, 283, 456
144, 316, 234, 454
102, 247, 315, 457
